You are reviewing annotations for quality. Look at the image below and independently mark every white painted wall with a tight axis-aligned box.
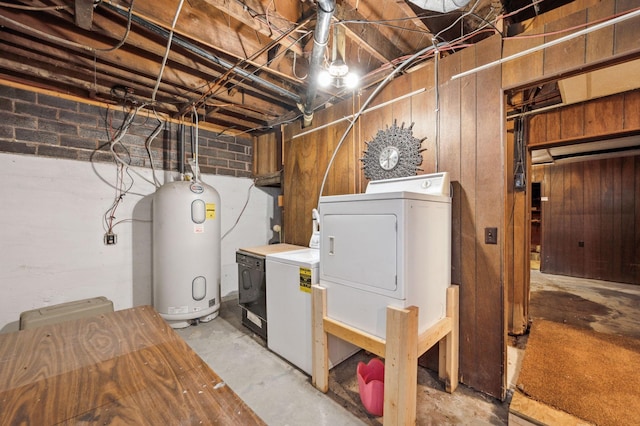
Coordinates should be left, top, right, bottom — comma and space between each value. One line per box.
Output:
0, 153, 276, 332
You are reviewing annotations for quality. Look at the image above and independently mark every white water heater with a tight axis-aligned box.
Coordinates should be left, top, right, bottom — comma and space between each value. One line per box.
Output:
152, 180, 221, 328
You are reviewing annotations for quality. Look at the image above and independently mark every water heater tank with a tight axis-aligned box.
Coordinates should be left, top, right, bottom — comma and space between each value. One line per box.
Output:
152, 180, 221, 328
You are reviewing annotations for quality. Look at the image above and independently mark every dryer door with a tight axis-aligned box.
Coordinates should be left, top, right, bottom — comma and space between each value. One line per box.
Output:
321, 213, 397, 294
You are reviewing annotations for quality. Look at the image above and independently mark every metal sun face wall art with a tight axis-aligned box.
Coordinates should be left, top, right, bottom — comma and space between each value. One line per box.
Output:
361, 120, 426, 181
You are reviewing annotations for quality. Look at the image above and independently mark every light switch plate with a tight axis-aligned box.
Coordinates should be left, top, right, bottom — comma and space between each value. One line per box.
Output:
485, 227, 497, 244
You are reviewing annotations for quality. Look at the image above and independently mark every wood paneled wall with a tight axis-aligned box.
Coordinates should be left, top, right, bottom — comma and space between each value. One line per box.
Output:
281, 0, 640, 400
502, 0, 640, 90
528, 90, 640, 146
252, 131, 280, 177
540, 156, 640, 284
503, 0, 640, 336
284, 36, 505, 398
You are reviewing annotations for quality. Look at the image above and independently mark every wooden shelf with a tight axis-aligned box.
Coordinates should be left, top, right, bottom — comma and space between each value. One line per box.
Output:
254, 170, 281, 187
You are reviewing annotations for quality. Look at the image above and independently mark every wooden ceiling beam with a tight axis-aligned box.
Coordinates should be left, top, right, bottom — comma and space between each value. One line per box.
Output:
204, 108, 268, 132
105, 0, 302, 85
0, 54, 187, 111
335, 3, 404, 63
88, 8, 295, 111
0, 9, 290, 115
196, 0, 304, 55
0, 35, 236, 116
340, 0, 430, 55
392, 0, 433, 33
0, 50, 261, 133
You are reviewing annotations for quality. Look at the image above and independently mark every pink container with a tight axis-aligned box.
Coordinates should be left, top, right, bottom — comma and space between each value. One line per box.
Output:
357, 358, 385, 416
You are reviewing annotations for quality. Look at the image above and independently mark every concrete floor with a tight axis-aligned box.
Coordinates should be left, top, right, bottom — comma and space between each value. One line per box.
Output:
529, 269, 640, 339
177, 298, 509, 425
176, 271, 639, 425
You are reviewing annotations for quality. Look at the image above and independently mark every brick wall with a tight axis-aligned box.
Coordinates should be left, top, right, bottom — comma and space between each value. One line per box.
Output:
0, 83, 252, 177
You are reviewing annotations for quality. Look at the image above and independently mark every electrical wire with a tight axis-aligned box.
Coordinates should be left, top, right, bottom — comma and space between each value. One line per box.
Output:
151, 0, 185, 103
433, 0, 482, 44
193, 29, 313, 113
222, 182, 255, 240
434, 51, 440, 173
107, 104, 160, 189
95, 0, 135, 53
102, 103, 167, 234
0, 2, 69, 11
292, 51, 308, 80
0, 1, 135, 53
191, 105, 200, 181
467, 12, 504, 37
145, 110, 164, 188
497, 0, 544, 21
103, 160, 135, 234
507, 6, 640, 40
253, 3, 499, 142
513, 116, 526, 190
317, 42, 445, 208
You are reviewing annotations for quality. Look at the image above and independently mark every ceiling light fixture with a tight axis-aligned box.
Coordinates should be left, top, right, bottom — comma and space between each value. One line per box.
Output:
318, 24, 359, 90
318, 59, 359, 89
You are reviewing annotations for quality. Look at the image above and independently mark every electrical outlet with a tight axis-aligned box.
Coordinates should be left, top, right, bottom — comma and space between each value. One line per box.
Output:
485, 227, 498, 245
104, 232, 117, 245
514, 172, 526, 191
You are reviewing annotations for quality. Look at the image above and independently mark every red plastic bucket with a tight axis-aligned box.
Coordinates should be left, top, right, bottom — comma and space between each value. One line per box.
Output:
356, 358, 385, 416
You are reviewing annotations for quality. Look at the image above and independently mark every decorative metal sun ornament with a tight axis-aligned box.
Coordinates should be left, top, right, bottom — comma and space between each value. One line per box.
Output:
361, 120, 426, 181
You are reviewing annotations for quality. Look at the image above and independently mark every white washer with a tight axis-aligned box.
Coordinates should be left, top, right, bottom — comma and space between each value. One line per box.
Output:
318, 172, 451, 339
266, 248, 358, 375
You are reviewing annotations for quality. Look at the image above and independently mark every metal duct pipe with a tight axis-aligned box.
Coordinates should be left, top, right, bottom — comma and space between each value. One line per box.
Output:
407, 0, 471, 13
302, 0, 335, 127
103, 3, 302, 105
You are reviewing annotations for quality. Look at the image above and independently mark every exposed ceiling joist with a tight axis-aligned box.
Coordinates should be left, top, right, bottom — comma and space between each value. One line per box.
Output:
198, 0, 304, 55
0, 0, 584, 134
334, 3, 404, 64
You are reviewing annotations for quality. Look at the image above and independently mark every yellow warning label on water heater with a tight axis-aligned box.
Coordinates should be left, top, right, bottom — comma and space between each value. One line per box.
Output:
299, 267, 312, 293
206, 203, 216, 219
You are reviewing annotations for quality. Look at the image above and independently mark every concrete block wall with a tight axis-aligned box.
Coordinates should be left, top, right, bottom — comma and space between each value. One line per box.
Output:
0, 83, 252, 177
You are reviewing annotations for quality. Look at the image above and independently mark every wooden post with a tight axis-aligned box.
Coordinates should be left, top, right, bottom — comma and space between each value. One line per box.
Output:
383, 305, 418, 426
311, 284, 459, 423
439, 285, 459, 392
311, 285, 329, 392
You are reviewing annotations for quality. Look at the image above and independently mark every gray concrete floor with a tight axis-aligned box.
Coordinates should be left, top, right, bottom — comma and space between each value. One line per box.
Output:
177, 297, 509, 425
176, 272, 639, 425
529, 269, 640, 339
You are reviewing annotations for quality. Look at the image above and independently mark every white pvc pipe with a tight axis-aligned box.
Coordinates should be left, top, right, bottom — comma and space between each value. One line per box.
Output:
451, 8, 640, 80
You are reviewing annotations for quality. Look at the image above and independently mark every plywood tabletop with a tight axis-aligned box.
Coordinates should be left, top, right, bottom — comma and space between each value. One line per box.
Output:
0, 305, 265, 425
238, 243, 307, 257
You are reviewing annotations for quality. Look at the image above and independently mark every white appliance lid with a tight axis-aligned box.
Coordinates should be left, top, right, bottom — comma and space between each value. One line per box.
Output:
365, 172, 449, 196
266, 248, 320, 267
319, 189, 451, 204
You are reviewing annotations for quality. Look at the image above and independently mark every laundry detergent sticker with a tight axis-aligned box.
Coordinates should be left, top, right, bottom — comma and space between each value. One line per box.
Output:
299, 267, 312, 293
206, 203, 216, 219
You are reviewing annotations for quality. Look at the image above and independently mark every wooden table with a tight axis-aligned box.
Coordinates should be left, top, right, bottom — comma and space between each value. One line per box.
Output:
0, 305, 265, 425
